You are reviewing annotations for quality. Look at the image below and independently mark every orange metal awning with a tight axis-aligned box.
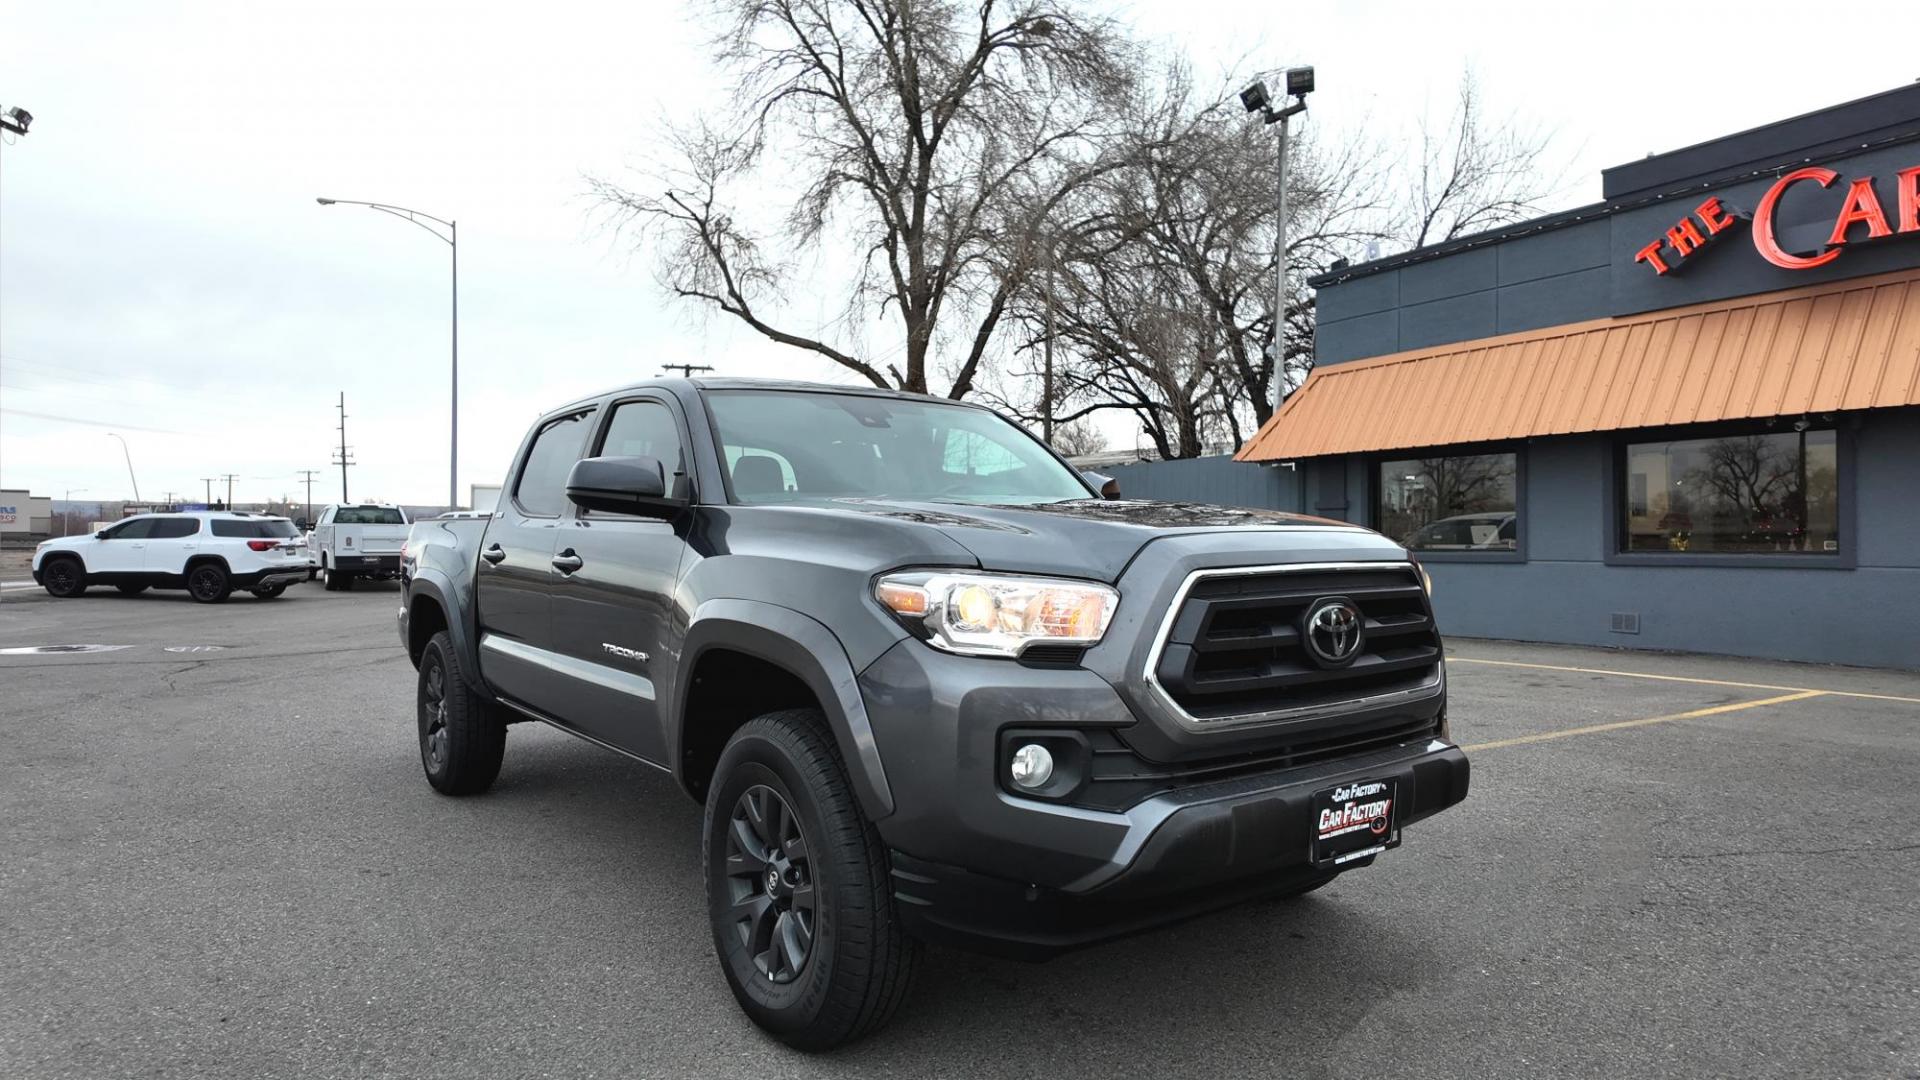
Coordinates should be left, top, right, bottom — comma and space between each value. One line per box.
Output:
1237, 266, 1920, 461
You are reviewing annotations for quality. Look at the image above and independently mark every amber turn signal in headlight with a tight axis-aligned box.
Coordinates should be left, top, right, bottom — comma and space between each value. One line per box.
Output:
874, 571, 1120, 657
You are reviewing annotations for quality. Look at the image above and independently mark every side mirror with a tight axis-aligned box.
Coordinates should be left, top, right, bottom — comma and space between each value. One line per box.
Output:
96, 529, 111, 539
294, 518, 310, 531
1081, 470, 1121, 501
566, 455, 682, 518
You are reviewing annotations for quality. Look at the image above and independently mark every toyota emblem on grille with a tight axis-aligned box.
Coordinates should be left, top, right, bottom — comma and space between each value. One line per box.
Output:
1302, 597, 1364, 668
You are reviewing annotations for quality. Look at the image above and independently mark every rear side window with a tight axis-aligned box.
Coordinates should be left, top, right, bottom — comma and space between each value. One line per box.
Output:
333, 507, 406, 525
211, 519, 298, 538
148, 518, 202, 539
515, 411, 593, 516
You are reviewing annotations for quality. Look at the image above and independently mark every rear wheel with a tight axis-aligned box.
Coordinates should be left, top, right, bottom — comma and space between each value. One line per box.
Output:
186, 563, 231, 604
42, 557, 85, 598
322, 563, 354, 591
704, 709, 919, 1051
251, 584, 287, 599
116, 583, 149, 596
417, 631, 505, 795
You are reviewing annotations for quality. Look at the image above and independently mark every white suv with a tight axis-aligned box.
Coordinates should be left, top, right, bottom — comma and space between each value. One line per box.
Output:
32, 512, 312, 603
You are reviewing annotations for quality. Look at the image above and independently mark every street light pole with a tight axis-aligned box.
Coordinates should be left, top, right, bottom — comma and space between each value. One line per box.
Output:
316, 197, 458, 507
107, 432, 141, 502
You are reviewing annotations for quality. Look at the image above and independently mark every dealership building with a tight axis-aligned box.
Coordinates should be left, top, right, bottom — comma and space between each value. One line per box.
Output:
1232, 85, 1920, 669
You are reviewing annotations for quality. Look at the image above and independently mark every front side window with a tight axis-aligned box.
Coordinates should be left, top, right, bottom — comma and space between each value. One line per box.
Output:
599, 401, 685, 473
148, 518, 202, 539
705, 391, 1090, 505
1621, 429, 1838, 554
1378, 452, 1519, 552
515, 411, 593, 516
104, 518, 155, 540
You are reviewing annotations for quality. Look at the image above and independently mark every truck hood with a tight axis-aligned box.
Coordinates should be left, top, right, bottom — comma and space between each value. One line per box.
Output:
821, 498, 1385, 581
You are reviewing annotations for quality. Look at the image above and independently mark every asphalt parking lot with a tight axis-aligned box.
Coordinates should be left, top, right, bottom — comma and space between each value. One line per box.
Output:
2, 578, 1916, 1079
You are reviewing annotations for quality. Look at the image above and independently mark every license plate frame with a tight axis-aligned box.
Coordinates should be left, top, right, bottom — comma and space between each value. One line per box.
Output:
1309, 778, 1401, 868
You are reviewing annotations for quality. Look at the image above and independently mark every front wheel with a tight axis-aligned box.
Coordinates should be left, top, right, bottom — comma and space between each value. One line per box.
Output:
417, 631, 505, 795
42, 557, 86, 598
704, 709, 919, 1051
186, 563, 231, 604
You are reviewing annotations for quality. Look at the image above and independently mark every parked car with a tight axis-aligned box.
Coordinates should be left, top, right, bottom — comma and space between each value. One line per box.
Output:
32, 511, 310, 602
399, 378, 1469, 1049
309, 503, 411, 590
1403, 511, 1517, 551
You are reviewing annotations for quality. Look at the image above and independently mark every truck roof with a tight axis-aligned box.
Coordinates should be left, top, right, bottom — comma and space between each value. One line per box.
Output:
552, 376, 972, 416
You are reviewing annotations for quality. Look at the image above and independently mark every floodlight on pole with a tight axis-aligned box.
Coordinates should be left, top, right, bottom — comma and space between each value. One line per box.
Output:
1242, 66, 1314, 413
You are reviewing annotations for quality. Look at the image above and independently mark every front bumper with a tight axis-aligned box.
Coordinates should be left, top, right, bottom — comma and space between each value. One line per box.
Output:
858, 638, 1468, 957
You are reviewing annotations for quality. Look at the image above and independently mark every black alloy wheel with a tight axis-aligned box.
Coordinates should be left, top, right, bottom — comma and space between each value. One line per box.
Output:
724, 784, 816, 985
421, 659, 451, 777
42, 558, 84, 598
187, 564, 231, 604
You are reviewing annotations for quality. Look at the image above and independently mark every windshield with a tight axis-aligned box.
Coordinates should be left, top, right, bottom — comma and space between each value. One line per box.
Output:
705, 391, 1092, 506
334, 507, 406, 525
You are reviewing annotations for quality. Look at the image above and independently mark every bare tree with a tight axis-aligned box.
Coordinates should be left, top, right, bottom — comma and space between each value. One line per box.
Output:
1405, 71, 1559, 248
985, 63, 1393, 455
593, 0, 1138, 398
1048, 416, 1106, 457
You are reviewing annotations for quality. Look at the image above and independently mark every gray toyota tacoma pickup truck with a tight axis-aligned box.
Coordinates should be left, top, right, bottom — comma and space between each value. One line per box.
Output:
399, 377, 1469, 1049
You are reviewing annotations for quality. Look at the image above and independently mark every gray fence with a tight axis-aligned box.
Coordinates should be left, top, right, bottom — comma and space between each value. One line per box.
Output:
1105, 455, 1300, 511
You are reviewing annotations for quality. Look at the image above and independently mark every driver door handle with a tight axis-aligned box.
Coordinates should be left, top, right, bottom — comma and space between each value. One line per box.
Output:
551, 549, 584, 574
481, 544, 506, 565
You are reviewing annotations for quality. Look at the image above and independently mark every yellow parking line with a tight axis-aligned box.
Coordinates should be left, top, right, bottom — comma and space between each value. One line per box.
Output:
1449, 656, 1920, 706
1461, 690, 1827, 752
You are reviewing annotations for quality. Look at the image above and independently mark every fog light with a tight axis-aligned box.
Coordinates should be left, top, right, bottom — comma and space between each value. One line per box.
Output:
1009, 743, 1054, 789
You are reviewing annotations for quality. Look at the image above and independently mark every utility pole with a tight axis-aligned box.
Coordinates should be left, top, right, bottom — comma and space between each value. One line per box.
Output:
332, 392, 356, 503
660, 363, 715, 378
199, 478, 217, 506
220, 473, 239, 509
296, 469, 321, 523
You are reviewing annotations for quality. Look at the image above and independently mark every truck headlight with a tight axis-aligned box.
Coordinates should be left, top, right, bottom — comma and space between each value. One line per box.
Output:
873, 571, 1119, 658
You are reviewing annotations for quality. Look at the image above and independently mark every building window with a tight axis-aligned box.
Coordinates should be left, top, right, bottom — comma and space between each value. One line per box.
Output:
1620, 428, 1838, 554
1377, 452, 1518, 552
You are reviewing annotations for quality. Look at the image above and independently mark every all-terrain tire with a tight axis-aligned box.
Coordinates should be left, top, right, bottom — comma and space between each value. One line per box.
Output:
416, 631, 505, 796
42, 557, 86, 598
186, 562, 232, 604
704, 709, 919, 1051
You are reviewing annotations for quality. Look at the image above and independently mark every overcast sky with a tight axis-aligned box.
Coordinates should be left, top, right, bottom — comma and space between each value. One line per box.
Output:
2, 1, 1913, 508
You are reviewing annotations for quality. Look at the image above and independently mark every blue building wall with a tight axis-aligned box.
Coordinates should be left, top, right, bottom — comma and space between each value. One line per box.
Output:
1275, 413, 1920, 669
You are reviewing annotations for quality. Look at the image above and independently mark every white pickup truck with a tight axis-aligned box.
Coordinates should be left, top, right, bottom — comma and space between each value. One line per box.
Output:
309, 503, 411, 591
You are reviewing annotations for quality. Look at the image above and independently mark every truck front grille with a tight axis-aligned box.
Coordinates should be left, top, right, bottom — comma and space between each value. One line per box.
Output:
1149, 563, 1442, 725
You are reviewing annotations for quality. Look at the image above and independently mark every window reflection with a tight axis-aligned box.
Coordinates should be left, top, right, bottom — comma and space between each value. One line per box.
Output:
1378, 453, 1518, 552
1622, 429, 1838, 554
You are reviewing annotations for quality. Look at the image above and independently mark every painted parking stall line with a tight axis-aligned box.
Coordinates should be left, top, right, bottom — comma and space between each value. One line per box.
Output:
1449, 656, 1920, 706
1461, 690, 1827, 752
